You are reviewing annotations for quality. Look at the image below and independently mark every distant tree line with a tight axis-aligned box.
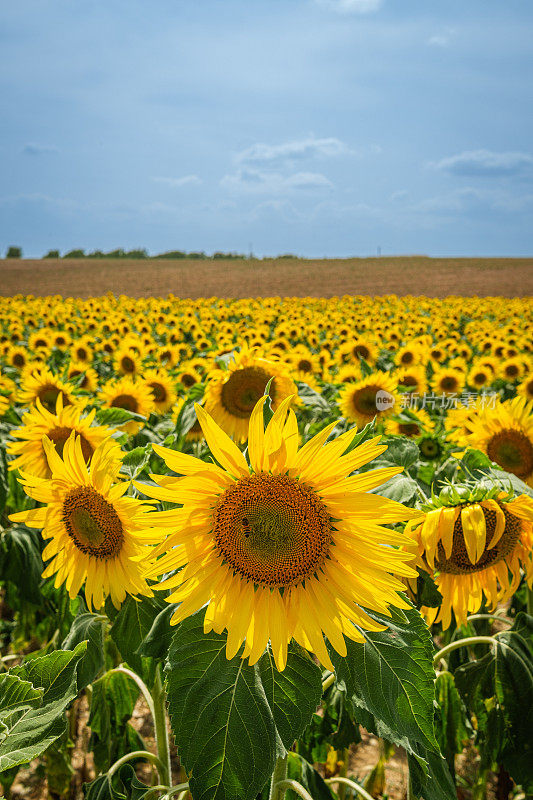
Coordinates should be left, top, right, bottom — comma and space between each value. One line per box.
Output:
4, 247, 301, 260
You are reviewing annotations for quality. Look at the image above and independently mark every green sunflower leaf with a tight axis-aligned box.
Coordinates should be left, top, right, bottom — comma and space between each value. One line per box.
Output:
166, 609, 322, 800
329, 602, 438, 763
0, 642, 86, 771
62, 609, 107, 688
95, 408, 146, 426
454, 612, 533, 786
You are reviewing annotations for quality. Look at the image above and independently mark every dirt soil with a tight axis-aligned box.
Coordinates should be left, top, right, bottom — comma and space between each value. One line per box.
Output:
1, 256, 532, 298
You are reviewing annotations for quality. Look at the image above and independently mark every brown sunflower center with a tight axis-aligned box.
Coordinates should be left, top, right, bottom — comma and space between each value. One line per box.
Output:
473, 372, 487, 385
352, 386, 380, 417
400, 352, 414, 365
212, 473, 333, 587
13, 354, 25, 367
62, 487, 124, 559
180, 373, 197, 388
111, 394, 139, 412
486, 429, 533, 479
505, 365, 519, 378
399, 422, 420, 437
353, 345, 370, 360
76, 347, 88, 360
150, 382, 167, 402
47, 427, 94, 463
400, 375, 418, 389
221, 367, 275, 418
38, 384, 70, 412
121, 356, 135, 373
298, 359, 313, 373
440, 376, 458, 392
435, 506, 522, 574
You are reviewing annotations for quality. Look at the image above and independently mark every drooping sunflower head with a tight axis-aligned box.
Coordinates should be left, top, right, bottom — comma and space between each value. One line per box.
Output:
7, 393, 121, 478
10, 434, 163, 610
137, 394, 421, 671
406, 482, 533, 629
466, 396, 533, 487
338, 373, 399, 429
203, 347, 297, 443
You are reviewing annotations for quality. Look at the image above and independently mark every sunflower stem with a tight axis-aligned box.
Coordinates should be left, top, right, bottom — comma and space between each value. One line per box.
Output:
109, 666, 156, 720
272, 779, 314, 800
527, 586, 533, 616
432, 635, 496, 668
325, 776, 376, 800
153, 664, 172, 789
269, 754, 288, 800
107, 750, 166, 781
322, 672, 336, 693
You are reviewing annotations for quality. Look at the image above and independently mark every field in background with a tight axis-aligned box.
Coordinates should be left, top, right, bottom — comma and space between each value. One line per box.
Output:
1, 255, 532, 297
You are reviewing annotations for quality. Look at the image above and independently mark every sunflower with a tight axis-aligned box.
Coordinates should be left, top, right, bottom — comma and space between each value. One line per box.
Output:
466, 396, 533, 487
386, 409, 435, 438
10, 434, 161, 610
517, 375, 533, 403
99, 376, 154, 435
498, 357, 524, 382
467, 363, 492, 390
7, 394, 119, 478
338, 373, 399, 429
18, 366, 77, 412
394, 366, 427, 396
136, 395, 420, 671
407, 485, 533, 628
67, 362, 99, 393
114, 346, 143, 377
203, 347, 297, 443
143, 368, 177, 414
70, 337, 94, 364
430, 367, 466, 397
6, 345, 29, 370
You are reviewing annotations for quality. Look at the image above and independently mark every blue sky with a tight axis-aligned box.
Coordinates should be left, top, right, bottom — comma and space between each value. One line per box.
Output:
1, 0, 532, 257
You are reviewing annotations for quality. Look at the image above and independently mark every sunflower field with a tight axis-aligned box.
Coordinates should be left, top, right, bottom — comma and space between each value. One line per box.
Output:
0, 292, 532, 800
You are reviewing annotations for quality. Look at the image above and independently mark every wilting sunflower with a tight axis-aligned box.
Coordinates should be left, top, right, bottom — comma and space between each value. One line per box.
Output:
18, 366, 77, 412
466, 396, 533, 487
143, 368, 177, 414
7, 394, 119, 478
136, 395, 420, 672
99, 376, 154, 435
407, 484, 533, 628
338, 373, 399, 429
10, 434, 161, 610
203, 347, 297, 443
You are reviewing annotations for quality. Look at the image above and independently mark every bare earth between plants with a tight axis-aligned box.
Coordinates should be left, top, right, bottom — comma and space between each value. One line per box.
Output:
1, 256, 532, 298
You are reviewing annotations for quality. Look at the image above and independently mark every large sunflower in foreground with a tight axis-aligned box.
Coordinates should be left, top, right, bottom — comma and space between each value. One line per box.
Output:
137, 395, 421, 671
203, 347, 297, 443
10, 434, 160, 610
7, 394, 120, 478
466, 396, 533, 487
407, 485, 533, 628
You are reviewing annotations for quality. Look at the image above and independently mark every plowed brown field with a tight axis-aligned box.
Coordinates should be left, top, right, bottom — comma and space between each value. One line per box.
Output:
1, 256, 532, 298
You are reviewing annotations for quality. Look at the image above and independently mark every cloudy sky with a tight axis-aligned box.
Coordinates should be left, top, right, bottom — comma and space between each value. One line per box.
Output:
1, 0, 532, 257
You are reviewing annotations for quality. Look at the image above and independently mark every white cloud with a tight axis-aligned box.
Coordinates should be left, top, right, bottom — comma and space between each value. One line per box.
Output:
314, 0, 383, 14
22, 143, 59, 155
427, 28, 455, 47
221, 168, 333, 194
430, 149, 533, 178
152, 175, 202, 187
236, 136, 349, 165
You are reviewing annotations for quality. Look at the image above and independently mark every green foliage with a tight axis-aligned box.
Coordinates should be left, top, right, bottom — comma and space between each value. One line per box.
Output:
330, 603, 438, 767
166, 609, 322, 800
0, 642, 86, 771
5, 247, 22, 258
84, 764, 151, 799
62, 608, 106, 687
110, 595, 167, 681
95, 408, 146, 426
0, 526, 44, 605
285, 752, 335, 800
88, 670, 144, 774
43, 249, 60, 258
434, 671, 470, 776
454, 612, 533, 786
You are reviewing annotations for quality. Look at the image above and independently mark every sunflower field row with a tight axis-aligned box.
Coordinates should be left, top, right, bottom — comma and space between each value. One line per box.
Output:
0, 292, 532, 800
